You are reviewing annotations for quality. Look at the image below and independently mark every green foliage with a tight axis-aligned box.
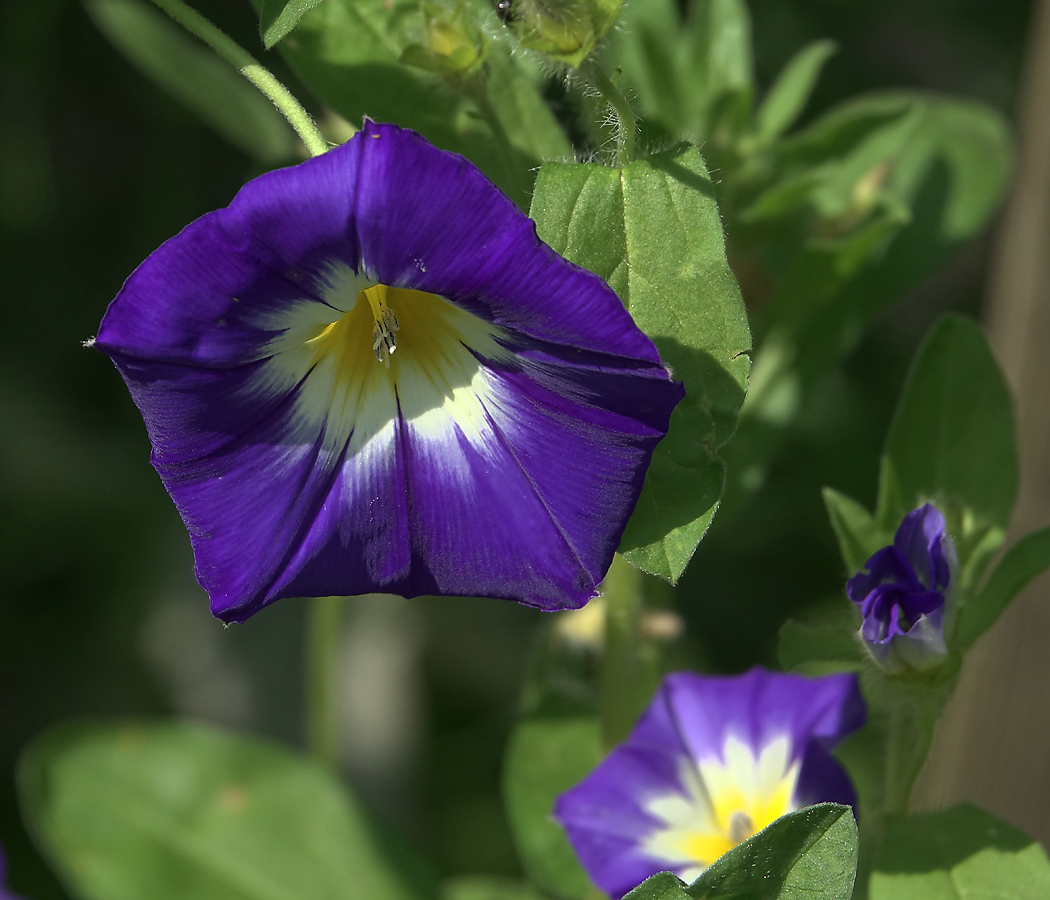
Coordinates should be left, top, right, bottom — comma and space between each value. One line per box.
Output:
756, 40, 837, 143
502, 717, 602, 900
85, 0, 298, 162
260, 0, 329, 49
530, 144, 751, 582
263, 0, 569, 205
955, 525, 1050, 651
683, 803, 858, 900
822, 487, 890, 576
442, 877, 548, 900
778, 616, 864, 676
870, 805, 1050, 900
880, 314, 1016, 532
19, 720, 421, 900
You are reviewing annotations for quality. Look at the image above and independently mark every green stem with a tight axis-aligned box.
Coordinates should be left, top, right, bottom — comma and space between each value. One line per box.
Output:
463, 78, 529, 208
306, 595, 346, 770
585, 64, 636, 165
601, 554, 643, 751
883, 691, 938, 815
149, 0, 328, 157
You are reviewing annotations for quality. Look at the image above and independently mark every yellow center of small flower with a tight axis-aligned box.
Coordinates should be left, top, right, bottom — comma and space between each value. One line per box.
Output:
642, 735, 799, 879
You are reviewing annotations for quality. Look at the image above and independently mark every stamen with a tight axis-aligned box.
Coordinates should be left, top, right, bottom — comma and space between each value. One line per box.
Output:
360, 284, 401, 367
727, 811, 753, 843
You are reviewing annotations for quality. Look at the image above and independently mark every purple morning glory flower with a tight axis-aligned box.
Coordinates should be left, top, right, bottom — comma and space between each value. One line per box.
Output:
847, 503, 955, 673
94, 121, 683, 623
553, 668, 864, 897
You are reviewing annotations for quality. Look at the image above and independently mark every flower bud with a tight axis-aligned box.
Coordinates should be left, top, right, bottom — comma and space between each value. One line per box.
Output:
496, 0, 621, 68
847, 503, 955, 674
401, 1, 489, 78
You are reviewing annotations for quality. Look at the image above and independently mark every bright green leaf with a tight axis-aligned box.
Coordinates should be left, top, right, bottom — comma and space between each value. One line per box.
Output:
756, 40, 837, 142
685, 803, 858, 900
870, 804, 1050, 900
530, 145, 751, 582
19, 720, 421, 900
822, 487, 889, 575
502, 717, 602, 900
260, 0, 328, 48
86, 0, 298, 162
956, 525, 1050, 650
880, 314, 1017, 530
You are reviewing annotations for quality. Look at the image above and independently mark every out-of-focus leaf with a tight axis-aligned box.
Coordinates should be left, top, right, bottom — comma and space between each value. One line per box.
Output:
260, 0, 328, 48
880, 315, 1016, 531
778, 618, 864, 676
614, 0, 752, 138
756, 40, 837, 142
502, 717, 602, 900
442, 877, 547, 900
870, 804, 1050, 900
684, 803, 858, 900
19, 720, 420, 900
955, 525, 1050, 650
263, 0, 565, 205
822, 487, 888, 575
86, 0, 298, 162
530, 145, 751, 582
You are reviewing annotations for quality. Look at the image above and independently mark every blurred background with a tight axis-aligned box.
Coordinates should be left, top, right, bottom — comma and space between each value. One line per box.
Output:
0, 0, 1044, 897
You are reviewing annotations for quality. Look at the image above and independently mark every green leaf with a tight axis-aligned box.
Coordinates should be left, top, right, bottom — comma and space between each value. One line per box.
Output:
442, 877, 547, 900
880, 314, 1017, 530
260, 0, 328, 48
624, 872, 691, 900
870, 804, 1050, 900
778, 618, 864, 676
756, 40, 837, 143
85, 0, 298, 162
822, 487, 889, 575
264, 0, 566, 205
19, 720, 420, 900
502, 717, 602, 900
530, 145, 751, 582
955, 525, 1050, 650
685, 803, 858, 900
703, 0, 754, 102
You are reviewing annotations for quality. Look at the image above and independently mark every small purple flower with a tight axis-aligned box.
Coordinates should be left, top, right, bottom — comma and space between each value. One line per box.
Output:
847, 503, 955, 673
553, 668, 864, 898
94, 121, 683, 623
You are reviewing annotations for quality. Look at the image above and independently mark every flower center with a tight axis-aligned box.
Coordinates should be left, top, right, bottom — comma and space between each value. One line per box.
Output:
360, 284, 401, 366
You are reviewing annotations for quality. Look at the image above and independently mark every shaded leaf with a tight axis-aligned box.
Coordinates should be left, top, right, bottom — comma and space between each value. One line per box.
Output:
19, 720, 420, 900
870, 804, 1050, 900
530, 145, 751, 582
442, 878, 547, 900
86, 0, 298, 162
756, 40, 837, 142
880, 314, 1016, 530
260, 0, 328, 48
502, 717, 602, 900
822, 487, 889, 575
685, 803, 858, 900
778, 618, 864, 676
956, 525, 1050, 650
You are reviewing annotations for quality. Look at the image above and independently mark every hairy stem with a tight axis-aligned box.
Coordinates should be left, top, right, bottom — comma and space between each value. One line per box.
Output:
585, 63, 636, 165
149, 0, 328, 157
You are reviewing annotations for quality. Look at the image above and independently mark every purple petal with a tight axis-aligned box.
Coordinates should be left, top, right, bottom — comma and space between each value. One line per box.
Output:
662, 669, 864, 766
794, 742, 858, 811
95, 122, 682, 621
893, 503, 949, 590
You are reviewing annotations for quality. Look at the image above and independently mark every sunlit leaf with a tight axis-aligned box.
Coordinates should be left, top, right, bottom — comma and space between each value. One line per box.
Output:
530, 144, 751, 581
260, 0, 328, 48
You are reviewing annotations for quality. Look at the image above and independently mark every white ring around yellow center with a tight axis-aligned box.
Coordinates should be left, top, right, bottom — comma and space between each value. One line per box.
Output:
254, 265, 513, 455
641, 735, 799, 882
